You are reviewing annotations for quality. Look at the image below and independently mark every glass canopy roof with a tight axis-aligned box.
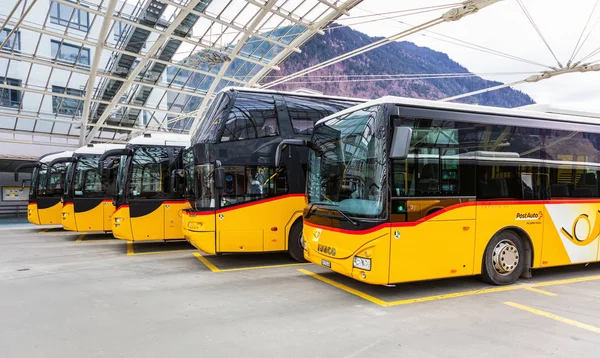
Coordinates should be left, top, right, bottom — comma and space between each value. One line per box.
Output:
0, 0, 361, 146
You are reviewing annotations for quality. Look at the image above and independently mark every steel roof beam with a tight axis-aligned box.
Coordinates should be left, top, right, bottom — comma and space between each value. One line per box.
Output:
85, 0, 204, 144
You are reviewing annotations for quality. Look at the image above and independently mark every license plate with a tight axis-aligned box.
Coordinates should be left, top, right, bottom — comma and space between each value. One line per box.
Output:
321, 259, 331, 268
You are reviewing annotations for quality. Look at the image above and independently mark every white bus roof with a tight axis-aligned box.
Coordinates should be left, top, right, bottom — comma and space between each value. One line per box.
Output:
74, 143, 125, 155
517, 104, 600, 120
128, 132, 190, 147
315, 96, 600, 127
40, 151, 73, 164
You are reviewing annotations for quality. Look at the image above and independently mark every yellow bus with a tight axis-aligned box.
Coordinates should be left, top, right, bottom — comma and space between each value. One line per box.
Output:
14, 151, 73, 225
285, 96, 600, 285
182, 87, 363, 261
99, 132, 190, 242
50, 144, 125, 232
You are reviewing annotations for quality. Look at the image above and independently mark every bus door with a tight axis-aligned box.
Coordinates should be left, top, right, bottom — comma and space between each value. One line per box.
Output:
102, 160, 120, 231
72, 157, 105, 231
389, 148, 477, 283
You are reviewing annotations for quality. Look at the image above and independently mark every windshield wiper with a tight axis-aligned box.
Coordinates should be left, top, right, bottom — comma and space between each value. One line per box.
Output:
305, 202, 360, 227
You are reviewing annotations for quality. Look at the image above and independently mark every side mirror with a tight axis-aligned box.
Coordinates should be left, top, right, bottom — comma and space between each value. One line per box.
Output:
390, 127, 413, 159
21, 179, 31, 190
98, 148, 133, 174
275, 139, 321, 167
14, 162, 40, 182
170, 169, 186, 193
215, 167, 225, 190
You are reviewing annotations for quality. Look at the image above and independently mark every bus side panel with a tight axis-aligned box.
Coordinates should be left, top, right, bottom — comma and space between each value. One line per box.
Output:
73, 199, 105, 232
183, 211, 216, 254
164, 201, 189, 240
389, 205, 476, 283
473, 202, 545, 275
103, 201, 115, 232
37, 198, 62, 225
112, 206, 133, 241
216, 195, 305, 253
28, 202, 41, 225
61, 203, 77, 231
541, 202, 600, 267
130, 201, 164, 241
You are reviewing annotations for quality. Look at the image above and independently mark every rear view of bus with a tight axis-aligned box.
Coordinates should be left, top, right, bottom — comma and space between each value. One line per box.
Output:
106, 132, 190, 242
182, 88, 362, 261
14, 151, 73, 225
54, 144, 125, 232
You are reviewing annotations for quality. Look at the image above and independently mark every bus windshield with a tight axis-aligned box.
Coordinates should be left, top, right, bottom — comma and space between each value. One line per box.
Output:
129, 147, 170, 199
73, 156, 103, 197
308, 105, 387, 218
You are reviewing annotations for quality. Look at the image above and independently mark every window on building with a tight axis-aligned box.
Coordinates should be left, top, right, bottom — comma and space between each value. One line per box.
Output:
52, 86, 84, 116
0, 28, 21, 51
50, 1, 90, 32
50, 40, 90, 66
0, 77, 22, 108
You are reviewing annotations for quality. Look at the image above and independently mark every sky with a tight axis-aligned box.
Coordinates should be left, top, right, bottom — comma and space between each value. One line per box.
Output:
341, 0, 600, 111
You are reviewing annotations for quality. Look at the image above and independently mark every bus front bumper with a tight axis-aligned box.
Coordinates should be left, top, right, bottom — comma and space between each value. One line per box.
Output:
304, 239, 390, 285
61, 203, 77, 231
182, 212, 216, 254
27, 203, 40, 225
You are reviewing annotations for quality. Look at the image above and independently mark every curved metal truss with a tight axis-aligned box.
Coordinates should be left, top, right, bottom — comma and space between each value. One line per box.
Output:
0, 0, 361, 146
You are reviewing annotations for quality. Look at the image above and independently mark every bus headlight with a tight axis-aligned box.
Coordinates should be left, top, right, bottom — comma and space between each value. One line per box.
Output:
353, 256, 371, 271
115, 217, 121, 223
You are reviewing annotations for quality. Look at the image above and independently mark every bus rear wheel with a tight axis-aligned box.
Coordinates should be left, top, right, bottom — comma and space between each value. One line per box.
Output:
481, 230, 524, 285
288, 221, 307, 263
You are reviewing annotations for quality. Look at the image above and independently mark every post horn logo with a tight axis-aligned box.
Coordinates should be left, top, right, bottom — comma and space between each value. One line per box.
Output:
560, 211, 600, 246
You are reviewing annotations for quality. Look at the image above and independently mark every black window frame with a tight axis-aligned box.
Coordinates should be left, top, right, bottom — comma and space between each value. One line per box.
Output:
50, 0, 90, 32
0, 77, 22, 109
0, 28, 21, 51
50, 40, 90, 67
51, 85, 85, 116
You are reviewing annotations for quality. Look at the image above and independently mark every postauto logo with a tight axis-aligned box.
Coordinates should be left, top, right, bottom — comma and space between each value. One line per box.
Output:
515, 211, 543, 221
318, 244, 336, 256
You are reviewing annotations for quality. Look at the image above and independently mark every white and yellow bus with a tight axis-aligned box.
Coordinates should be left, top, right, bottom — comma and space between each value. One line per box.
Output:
50, 144, 125, 232
14, 151, 73, 225
284, 96, 600, 285
99, 132, 190, 242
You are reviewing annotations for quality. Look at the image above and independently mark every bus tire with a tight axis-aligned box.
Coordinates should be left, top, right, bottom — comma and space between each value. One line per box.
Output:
288, 220, 306, 263
481, 230, 525, 285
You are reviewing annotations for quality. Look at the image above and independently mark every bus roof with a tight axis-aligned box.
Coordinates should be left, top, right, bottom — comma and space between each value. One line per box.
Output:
128, 132, 190, 147
315, 96, 600, 127
74, 143, 125, 155
220, 86, 367, 103
39, 151, 73, 164
517, 104, 600, 120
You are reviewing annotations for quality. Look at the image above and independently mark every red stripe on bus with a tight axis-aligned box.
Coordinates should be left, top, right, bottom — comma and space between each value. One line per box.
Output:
114, 204, 129, 214
183, 194, 306, 215
305, 199, 600, 235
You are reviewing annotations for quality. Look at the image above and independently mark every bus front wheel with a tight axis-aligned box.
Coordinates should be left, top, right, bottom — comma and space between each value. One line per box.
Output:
288, 221, 307, 263
481, 230, 525, 285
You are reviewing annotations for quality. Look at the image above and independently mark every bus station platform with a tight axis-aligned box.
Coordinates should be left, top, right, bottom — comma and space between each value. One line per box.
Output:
2, 227, 600, 357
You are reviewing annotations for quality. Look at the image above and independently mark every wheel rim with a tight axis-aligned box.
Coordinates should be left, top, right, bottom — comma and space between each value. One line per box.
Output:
492, 239, 519, 275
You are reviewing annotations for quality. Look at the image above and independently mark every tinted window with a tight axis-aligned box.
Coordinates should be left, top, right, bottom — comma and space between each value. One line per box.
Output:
220, 93, 278, 142
285, 96, 359, 135
73, 157, 103, 197
129, 147, 170, 198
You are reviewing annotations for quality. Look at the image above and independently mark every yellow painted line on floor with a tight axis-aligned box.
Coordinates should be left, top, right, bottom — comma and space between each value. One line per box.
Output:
298, 269, 600, 307
75, 233, 86, 242
524, 287, 557, 296
194, 253, 310, 273
126, 241, 134, 256
130, 249, 196, 256
531, 274, 600, 288
297, 268, 388, 306
194, 253, 221, 272
504, 301, 600, 334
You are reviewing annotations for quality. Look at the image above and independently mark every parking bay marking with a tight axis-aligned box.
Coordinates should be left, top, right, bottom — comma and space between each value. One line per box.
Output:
194, 253, 309, 273
298, 269, 600, 307
505, 301, 600, 334
126, 241, 196, 256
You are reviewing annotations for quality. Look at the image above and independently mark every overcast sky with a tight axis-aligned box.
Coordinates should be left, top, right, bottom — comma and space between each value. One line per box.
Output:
343, 0, 600, 111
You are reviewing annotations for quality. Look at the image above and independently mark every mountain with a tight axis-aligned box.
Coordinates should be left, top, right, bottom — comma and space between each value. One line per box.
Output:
266, 25, 535, 107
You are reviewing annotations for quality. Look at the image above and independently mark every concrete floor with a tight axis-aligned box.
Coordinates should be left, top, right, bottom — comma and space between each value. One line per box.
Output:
2, 227, 600, 357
